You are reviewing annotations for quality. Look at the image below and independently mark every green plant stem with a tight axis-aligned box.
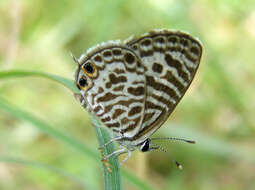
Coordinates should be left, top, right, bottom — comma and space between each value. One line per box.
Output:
92, 116, 122, 190
0, 70, 156, 190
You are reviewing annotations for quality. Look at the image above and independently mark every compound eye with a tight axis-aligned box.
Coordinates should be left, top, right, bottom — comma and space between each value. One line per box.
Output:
140, 139, 150, 152
78, 77, 88, 88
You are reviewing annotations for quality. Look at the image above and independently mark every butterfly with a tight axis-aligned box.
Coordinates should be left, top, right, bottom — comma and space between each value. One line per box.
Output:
73, 29, 202, 167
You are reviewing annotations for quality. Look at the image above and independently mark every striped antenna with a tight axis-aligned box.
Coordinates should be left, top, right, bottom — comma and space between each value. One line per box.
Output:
151, 137, 196, 144
151, 143, 183, 170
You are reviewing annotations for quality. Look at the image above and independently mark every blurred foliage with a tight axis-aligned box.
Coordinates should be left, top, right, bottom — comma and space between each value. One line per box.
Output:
0, 0, 255, 189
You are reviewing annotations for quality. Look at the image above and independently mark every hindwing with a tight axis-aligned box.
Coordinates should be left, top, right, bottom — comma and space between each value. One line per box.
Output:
79, 43, 147, 138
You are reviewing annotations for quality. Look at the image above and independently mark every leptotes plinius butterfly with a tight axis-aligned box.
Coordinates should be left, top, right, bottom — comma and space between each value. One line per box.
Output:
73, 29, 202, 167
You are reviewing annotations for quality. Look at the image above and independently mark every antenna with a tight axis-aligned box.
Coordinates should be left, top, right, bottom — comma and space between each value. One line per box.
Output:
151, 143, 183, 170
151, 137, 195, 144
70, 52, 81, 66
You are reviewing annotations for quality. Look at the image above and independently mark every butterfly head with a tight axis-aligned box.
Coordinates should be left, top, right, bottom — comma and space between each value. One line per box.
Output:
140, 138, 153, 152
139, 138, 163, 152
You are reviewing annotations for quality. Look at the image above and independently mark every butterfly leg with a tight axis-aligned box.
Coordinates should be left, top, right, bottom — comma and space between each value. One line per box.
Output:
98, 136, 123, 150
101, 147, 127, 173
120, 147, 131, 165
101, 148, 127, 162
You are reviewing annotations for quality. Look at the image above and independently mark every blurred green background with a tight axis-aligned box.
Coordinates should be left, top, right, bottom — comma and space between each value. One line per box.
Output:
1, 0, 255, 189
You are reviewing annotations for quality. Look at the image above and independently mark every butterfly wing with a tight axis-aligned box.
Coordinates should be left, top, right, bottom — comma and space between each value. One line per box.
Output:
126, 29, 203, 141
78, 42, 146, 138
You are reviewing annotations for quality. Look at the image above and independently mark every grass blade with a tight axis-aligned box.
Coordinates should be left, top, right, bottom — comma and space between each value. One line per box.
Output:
0, 70, 79, 93
0, 156, 93, 189
0, 70, 156, 190
0, 96, 97, 158
92, 116, 122, 190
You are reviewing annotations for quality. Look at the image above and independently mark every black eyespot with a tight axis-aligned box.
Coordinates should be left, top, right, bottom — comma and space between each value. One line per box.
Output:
84, 63, 94, 73
141, 139, 150, 152
79, 77, 88, 87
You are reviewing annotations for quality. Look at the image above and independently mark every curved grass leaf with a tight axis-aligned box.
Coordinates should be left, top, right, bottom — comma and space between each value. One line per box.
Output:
0, 156, 93, 189
0, 70, 156, 190
0, 70, 79, 93
0, 96, 97, 158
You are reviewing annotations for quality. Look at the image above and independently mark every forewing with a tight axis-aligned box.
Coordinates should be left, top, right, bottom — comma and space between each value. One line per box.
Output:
82, 43, 146, 138
126, 29, 202, 139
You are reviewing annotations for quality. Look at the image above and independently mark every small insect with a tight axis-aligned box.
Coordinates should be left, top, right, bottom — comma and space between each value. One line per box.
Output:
73, 29, 202, 168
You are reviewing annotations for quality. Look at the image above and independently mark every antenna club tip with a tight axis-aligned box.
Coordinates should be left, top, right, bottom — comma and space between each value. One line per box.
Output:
176, 161, 183, 170
187, 140, 196, 144
178, 164, 183, 170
